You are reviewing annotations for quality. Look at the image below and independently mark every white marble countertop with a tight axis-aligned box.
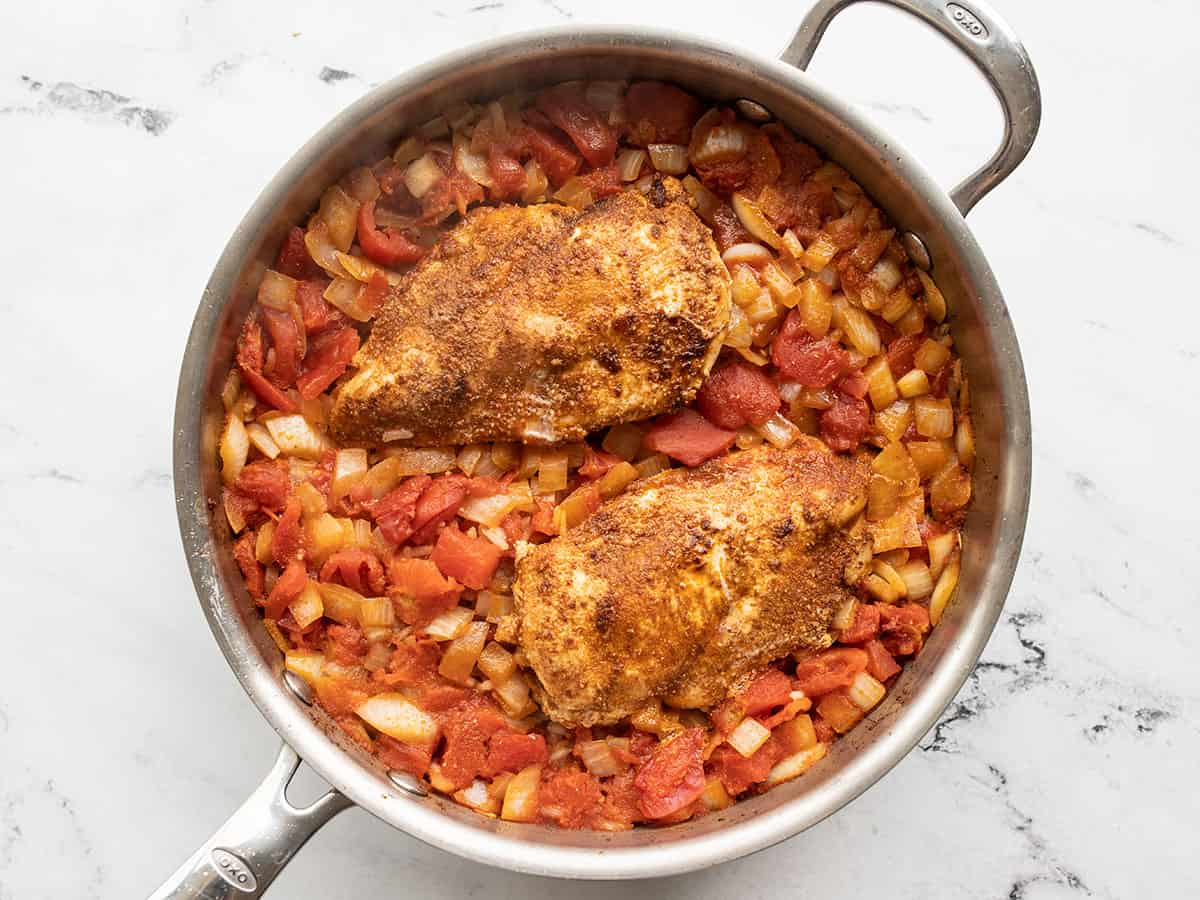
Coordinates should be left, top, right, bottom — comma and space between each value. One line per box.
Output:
1, 1, 1195, 897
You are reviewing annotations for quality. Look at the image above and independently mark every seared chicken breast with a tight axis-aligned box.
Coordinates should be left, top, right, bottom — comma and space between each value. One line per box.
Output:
329, 179, 731, 445
512, 441, 873, 727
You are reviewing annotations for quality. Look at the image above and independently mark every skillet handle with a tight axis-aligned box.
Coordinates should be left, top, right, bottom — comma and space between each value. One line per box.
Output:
781, 0, 1041, 215
147, 743, 352, 899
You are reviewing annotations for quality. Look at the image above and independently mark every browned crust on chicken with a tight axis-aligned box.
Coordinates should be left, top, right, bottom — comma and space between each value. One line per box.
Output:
328, 179, 731, 445
512, 440, 873, 727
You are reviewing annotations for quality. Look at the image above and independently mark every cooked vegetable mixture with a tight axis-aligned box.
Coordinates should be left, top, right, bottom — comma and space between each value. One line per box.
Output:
218, 80, 971, 830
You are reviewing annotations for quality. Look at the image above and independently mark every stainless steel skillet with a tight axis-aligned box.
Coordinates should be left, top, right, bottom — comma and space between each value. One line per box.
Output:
160, 1, 1039, 894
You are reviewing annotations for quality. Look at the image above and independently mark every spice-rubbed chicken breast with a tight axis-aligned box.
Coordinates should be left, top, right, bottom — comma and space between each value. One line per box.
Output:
328, 179, 731, 445
512, 440, 872, 728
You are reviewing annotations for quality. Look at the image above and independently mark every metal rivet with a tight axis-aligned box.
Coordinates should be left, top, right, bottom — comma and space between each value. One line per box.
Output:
735, 98, 772, 123
901, 231, 932, 271
282, 669, 314, 705
387, 770, 429, 797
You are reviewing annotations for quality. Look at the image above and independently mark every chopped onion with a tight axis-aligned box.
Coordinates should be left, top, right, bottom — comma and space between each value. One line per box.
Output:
754, 411, 802, 448
881, 289, 914, 324
595, 461, 639, 499
722, 242, 772, 268
346, 166, 381, 203
553, 176, 593, 210
863, 356, 899, 411
419, 114, 450, 139
264, 414, 331, 460
690, 123, 749, 166
453, 131, 494, 188
245, 422, 280, 459
322, 277, 368, 322
915, 338, 952, 374
522, 159, 548, 203
316, 582, 364, 625
359, 596, 395, 628
681, 175, 719, 225
304, 222, 350, 278
481, 525, 508, 549
869, 256, 903, 293
477, 641, 516, 683
782, 229, 806, 259
458, 482, 534, 528
318, 185, 360, 253
500, 764, 542, 822
731, 192, 782, 250
392, 136, 424, 167
927, 531, 959, 580
634, 453, 670, 480
647, 143, 689, 175
438, 621, 489, 684
536, 450, 568, 494
381, 446, 457, 475
284, 651, 325, 685
335, 251, 398, 285
916, 269, 947, 323
956, 417, 976, 468
929, 556, 960, 625
404, 153, 444, 199
220, 414, 249, 485
257, 270, 298, 311
455, 443, 485, 476
762, 260, 801, 307
895, 560, 934, 601
723, 304, 752, 349
601, 423, 643, 461
728, 717, 772, 757
290, 582, 324, 629
578, 740, 622, 777
493, 672, 532, 717
355, 693, 440, 744
742, 291, 778, 326
832, 297, 882, 357
331, 448, 368, 497
616, 148, 647, 182
846, 671, 887, 711
801, 231, 837, 272
424, 606, 474, 641
914, 396, 954, 439
778, 381, 804, 404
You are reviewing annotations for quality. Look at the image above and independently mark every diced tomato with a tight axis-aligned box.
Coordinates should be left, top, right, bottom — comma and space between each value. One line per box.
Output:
820, 393, 872, 452
837, 370, 869, 400
272, 497, 304, 565
531, 498, 557, 536
500, 511, 532, 546
232, 532, 265, 600
296, 279, 337, 334
264, 558, 307, 619
487, 144, 528, 199
223, 488, 262, 534
706, 739, 782, 797
411, 473, 472, 545
387, 558, 462, 625
240, 366, 298, 413
930, 362, 951, 398
535, 83, 617, 167
696, 156, 753, 196
235, 460, 291, 511
313, 673, 371, 717
634, 728, 707, 820
274, 226, 324, 280
383, 639, 441, 686
236, 317, 265, 372
420, 170, 485, 223
357, 200, 429, 267
595, 771, 642, 830
739, 669, 795, 716
279, 615, 325, 652
376, 734, 434, 777
369, 475, 431, 546
624, 81, 702, 146
429, 525, 503, 591
260, 307, 303, 388
793, 647, 870, 697
812, 715, 837, 744
878, 603, 931, 657
420, 684, 471, 712
838, 603, 881, 644
710, 203, 752, 252
326, 622, 368, 666
439, 696, 508, 790
578, 446, 622, 480
580, 163, 623, 198
772, 310, 850, 387
359, 272, 389, 317
320, 548, 386, 595
518, 123, 582, 186
696, 359, 781, 429
484, 732, 548, 777
863, 639, 902, 682
539, 767, 604, 830
643, 409, 736, 467
296, 325, 359, 400
886, 333, 923, 377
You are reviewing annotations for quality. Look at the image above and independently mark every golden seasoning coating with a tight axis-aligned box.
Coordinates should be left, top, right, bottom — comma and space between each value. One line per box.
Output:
512, 440, 873, 727
329, 178, 731, 445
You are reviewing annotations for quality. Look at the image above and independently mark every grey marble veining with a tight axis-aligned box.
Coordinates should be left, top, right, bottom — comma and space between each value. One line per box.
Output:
0, 1, 1195, 897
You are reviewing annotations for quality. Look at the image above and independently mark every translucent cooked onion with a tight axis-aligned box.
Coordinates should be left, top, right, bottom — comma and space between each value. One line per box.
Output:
553, 176, 594, 210
846, 672, 886, 711
290, 582, 325, 629
681, 175, 719, 225
257, 270, 298, 311
424, 606, 473, 641
392, 136, 424, 167
895, 560, 934, 601
318, 185, 360, 253
323, 276, 369, 322
220, 414, 248, 485
381, 446, 457, 475
723, 305, 753, 348
754, 412, 802, 448
916, 269, 947, 323
245, 422, 280, 460
731, 192, 783, 250
522, 159, 548, 203
346, 166, 381, 203
914, 396, 955, 439
869, 256, 903, 292
304, 222, 349, 278
316, 582, 364, 625
355, 693, 440, 744
727, 717, 771, 757
601, 424, 643, 462
616, 148, 647, 182
690, 123, 749, 165
404, 153, 444, 199
458, 482, 534, 528
331, 448, 368, 496
264, 414, 331, 460
453, 132, 494, 188
438, 621, 489, 684
722, 242, 772, 268
647, 143, 690, 175
493, 673, 532, 717
578, 740, 622, 777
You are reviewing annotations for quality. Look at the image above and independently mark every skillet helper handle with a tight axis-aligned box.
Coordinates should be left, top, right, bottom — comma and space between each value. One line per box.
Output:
148, 743, 352, 899
781, 0, 1041, 215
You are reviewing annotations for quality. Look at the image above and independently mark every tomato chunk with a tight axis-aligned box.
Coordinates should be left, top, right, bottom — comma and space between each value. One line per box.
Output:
260, 307, 303, 388
863, 639, 902, 682
272, 497, 304, 565
429, 525, 503, 591
772, 310, 849, 387
235, 460, 291, 512
518, 124, 581, 186
643, 409, 736, 467
711, 203, 752, 252
706, 739, 783, 796
320, 548, 386, 595
739, 669, 795, 716
388, 558, 463, 625
878, 603, 931, 657
634, 728, 706, 819
487, 144, 528, 199
377, 735, 434, 777
484, 732, 548, 777
439, 696, 508, 790
356, 200, 428, 267
240, 366, 298, 413
264, 558, 307, 619
409, 474, 472, 545
838, 603, 881, 644
275, 226, 324, 280
886, 333, 923, 377
539, 767, 604, 829
296, 279, 337, 334
296, 325, 359, 400
793, 647, 869, 697
369, 475, 432, 546
625, 81, 703, 146
696, 359, 781, 429
820, 393, 872, 452
535, 83, 617, 167
578, 447, 621, 480
232, 532, 264, 601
